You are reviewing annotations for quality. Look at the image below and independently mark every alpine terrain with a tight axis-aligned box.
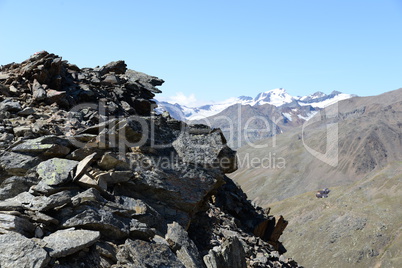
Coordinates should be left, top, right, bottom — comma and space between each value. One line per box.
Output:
0, 52, 302, 267
230, 88, 402, 267
157, 89, 355, 149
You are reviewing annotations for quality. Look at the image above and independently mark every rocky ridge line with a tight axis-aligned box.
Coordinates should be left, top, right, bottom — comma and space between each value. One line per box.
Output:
0, 52, 300, 267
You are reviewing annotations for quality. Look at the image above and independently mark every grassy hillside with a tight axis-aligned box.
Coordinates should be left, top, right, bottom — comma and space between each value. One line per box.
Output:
269, 162, 402, 268
229, 89, 402, 267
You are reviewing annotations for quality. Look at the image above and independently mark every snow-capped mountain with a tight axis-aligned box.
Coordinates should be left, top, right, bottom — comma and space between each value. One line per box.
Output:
155, 88, 355, 121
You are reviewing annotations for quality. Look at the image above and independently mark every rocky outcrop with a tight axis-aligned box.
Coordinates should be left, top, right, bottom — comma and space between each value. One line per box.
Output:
0, 52, 298, 267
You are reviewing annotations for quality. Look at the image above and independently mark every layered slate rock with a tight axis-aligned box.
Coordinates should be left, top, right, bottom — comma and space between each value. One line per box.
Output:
114, 239, 185, 268
0, 52, 299, 268
43, 228, 100, 258
36, 158, 79, 186
0, 232, 50, 268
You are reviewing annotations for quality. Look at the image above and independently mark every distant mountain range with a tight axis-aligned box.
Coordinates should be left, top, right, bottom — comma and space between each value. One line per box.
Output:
155, 88, 355, 121
156, 89, 355, 148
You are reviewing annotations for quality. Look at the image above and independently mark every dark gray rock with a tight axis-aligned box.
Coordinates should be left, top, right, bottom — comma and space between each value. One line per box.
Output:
0, 152, 41, 176
0, 99, 21, 112
32, 79, 46, 101
0, 83, 10, 96
58, 204, 132, 239
172, 128, 237, 173
0, 212, 35, 236
99, 60, 127, 75
166, 221, 204, 268
11, 136, 70, 157
0, 176, 39, 200
17, 107, 35, 116
0, 190, 75, 212
0, 231, 50, 268
42, 228, 100, 258
98, 152, 130, 170
203, 236, 246, 268
36, 158, 79, 186
115, 239, 185, 268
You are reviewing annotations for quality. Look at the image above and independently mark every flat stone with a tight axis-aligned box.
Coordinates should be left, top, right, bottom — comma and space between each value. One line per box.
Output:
115, 239, 184, 268
12, 142, 70, 157
59, 204, 131, 239
0, 176, 39, 200
0, 231, 50, 268
0, 152, 41, 176
17, 107, 35, 116
0, 213, 35, 236
98, 152, 129, 170
97, 170, 133, 185
13, 126, 33, 137
36, 158, 79, 186
73, 152, 98, 181
0, 190, 74, 212
43, 228, 100, 258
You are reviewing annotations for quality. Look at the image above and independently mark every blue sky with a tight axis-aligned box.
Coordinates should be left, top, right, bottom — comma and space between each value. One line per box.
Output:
1, 0, 401, 106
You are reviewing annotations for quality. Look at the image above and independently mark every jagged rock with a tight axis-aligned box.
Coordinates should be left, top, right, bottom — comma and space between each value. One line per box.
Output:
10, 136, 70, 157
77, 172, 108, 191
17, 107, 35, 116
98, 152, 130, 170
97, 170, 133, 185
32, 79, 46, 101
173, 127, 238, 173
0, 99, 21, 112
73, 152, 98, 181
203, 236, 246, 268
13, 125, 33, 137
42, 228, 100, 258
99, 60, 127, 76
36, 158, 79, 186
0, 152, 41, 176
0, 212, 35, 236
71, 188, 107, 207
0, 84, 10, 96
0, 190, 75, 212
166, 221, 204, 268
114, 239, 185, 268
0, 176, 39, 200
0, 231, 50, 268
58, 204, 132, 239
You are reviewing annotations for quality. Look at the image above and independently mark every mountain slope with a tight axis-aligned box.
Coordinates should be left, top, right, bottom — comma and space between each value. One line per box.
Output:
230, 88, 402, 205
269, 162, 402, 268
229, 88, 402, 267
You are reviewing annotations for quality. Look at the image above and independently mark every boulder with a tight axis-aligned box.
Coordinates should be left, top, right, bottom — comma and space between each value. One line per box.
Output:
172, 127, 237, 173
0, 176, 39, 200
0, 99, 21, 112
0, 190, 75, 212
36, 158, 79, 186
0, 231, 50, 268
203, 236, 246, 268
0, 152, 41, 176
32, 79, 46, 101
99, 60, 127, 75
43, 228, 100, 258
0, 212, 35, 236
115, 239, 185, 268
165, 221, 204, 268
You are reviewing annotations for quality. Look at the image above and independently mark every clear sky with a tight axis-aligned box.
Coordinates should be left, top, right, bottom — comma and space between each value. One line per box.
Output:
1, 0, 401, 106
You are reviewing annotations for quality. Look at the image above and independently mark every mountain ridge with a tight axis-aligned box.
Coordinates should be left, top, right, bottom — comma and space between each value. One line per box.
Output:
156, 88, 355, 121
